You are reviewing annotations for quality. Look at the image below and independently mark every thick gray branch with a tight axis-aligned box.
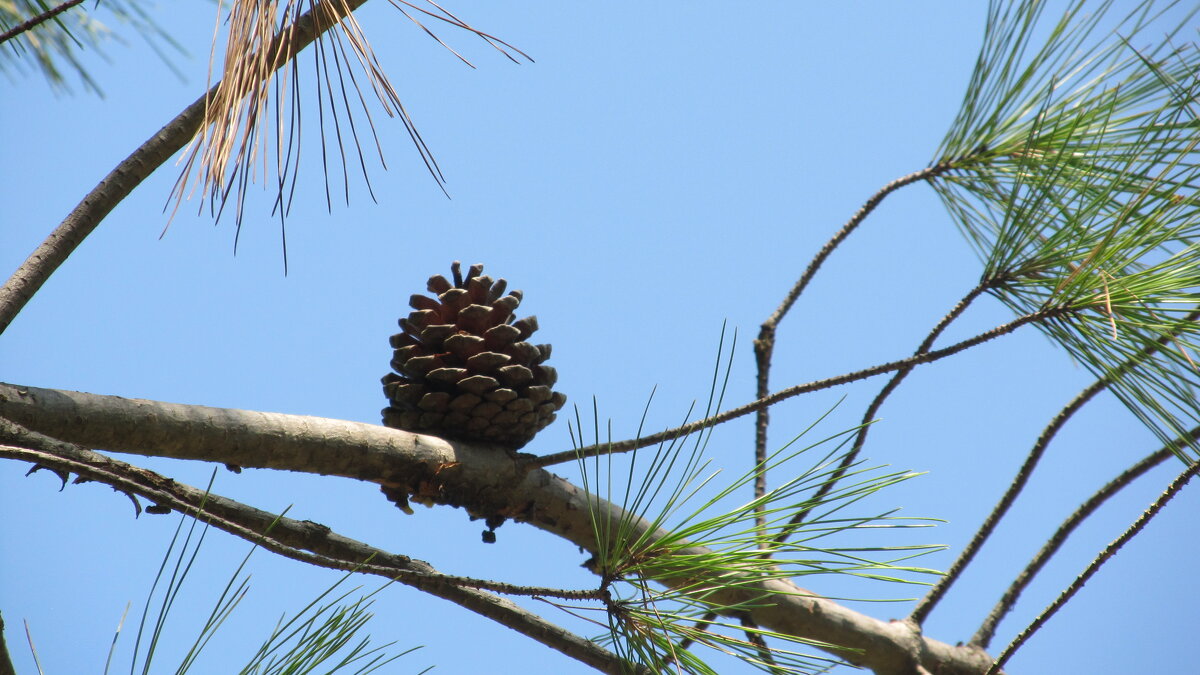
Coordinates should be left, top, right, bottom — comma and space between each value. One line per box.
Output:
0, 381, 998, 675
0, 420, 633, 674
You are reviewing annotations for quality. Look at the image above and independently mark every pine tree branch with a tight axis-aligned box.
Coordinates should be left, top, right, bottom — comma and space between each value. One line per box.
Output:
774, 277, 997, 549
0, 382, 1000, 675
534, 305, 1068, 468
911, 305, 1200, 625
758, 162, 959, 335
739, 616, 781, 673
751, 162, 958, 539
971, 439, 1181, 650
0, 0, 84, 45
910, 378, 1109, 626
986, 458, 1200, 675
0, 418, 634, 674
0, 0, 372, 337
677, 611, 718, 651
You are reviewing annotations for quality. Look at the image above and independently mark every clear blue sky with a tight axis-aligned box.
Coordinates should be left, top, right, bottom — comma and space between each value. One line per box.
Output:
2, 3, 1197, 674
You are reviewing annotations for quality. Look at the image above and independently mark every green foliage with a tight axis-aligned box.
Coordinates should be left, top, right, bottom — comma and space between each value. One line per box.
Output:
236, 581, 419, 675
111, 480, 423, 675
0, 0, 184, 95
574, 332, 940, 674
932, 0, 1200, 460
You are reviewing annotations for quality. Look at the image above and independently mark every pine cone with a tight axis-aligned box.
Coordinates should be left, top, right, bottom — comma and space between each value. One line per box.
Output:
382, 262, 567, 449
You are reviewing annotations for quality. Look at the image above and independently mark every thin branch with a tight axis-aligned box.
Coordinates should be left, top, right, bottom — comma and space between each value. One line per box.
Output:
986, 459, 1200, 675
533, 305, 1067, 468
0, 0, 84, 45
849, 278, 995, 468
0, 84, 208, 335
739, 616, 781, 673
0, 0, 371, 336
911, 306, 1200, 625
910, 377, 1107, 625
774, 278, 996, 548
0, 421, 635, 674
677, 611, 718, 651
761, 162, 959, 335
972, 439, 1182, 649
751, 161, 957, 540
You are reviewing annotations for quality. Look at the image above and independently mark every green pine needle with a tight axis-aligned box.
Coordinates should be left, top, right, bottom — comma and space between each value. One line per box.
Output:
574, 329, 939, 674
1, 1, 185, 95
109, 473, 424, 675
930, 0, 1200, 461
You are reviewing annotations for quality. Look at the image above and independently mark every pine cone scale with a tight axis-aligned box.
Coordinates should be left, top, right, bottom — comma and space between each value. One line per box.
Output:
383, 262, 566, 448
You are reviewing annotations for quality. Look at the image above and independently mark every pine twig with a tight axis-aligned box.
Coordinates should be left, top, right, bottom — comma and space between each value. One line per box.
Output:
533, 305, 1067, 468
751, 161, 957, 539
740, 616, 782, 673
986, 459, 1200, 675
0, 0, 84, 45
677, 611, 718, 651
910, 378, 1107, 625
912, 306, 1200, 624
775, 278, 996, 548
972, 440, 1181, 648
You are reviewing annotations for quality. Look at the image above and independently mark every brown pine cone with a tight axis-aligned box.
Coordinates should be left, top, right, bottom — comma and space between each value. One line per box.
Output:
381, 262, 566, 449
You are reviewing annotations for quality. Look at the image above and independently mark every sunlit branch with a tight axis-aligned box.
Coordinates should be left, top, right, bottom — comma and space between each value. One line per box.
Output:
972, 439, 1183, 649
912, 306, 1200, 625
0, 384, 1000, 674
0, 419, 633, 674
533, 305, 1067, 469
774, 278, 997, 549
985, 459, 1200, 675
912, 378, 1105, 625
751, 161, 958, 538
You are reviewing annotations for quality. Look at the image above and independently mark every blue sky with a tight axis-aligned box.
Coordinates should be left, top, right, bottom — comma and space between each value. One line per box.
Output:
2, 2, 1198, 674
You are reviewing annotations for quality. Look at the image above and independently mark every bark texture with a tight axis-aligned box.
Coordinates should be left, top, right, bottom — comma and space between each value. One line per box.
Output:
0, 381, 999, 674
